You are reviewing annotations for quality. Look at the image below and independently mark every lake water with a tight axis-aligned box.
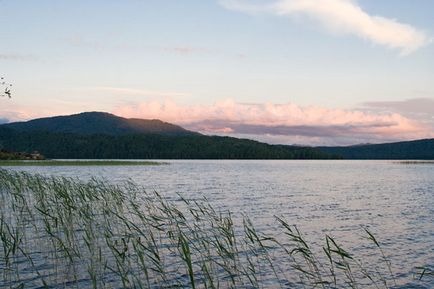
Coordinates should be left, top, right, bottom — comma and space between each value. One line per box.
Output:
4, 160, 434, 288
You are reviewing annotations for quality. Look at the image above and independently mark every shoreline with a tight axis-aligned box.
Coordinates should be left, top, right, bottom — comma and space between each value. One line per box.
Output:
0, 160, 167, 166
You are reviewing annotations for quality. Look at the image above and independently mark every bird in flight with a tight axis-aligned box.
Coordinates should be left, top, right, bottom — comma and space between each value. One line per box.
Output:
4, 87, 11, 98
1, 77, 12, 98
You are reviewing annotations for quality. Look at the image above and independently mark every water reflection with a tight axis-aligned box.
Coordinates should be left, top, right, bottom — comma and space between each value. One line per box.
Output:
5, 160, 434, 287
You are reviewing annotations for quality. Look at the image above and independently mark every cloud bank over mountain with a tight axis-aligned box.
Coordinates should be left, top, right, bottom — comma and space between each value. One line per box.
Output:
114, 99, 434, 145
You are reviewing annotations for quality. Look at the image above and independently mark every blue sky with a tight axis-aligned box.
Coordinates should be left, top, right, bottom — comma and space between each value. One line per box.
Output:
1, 0, 434, 145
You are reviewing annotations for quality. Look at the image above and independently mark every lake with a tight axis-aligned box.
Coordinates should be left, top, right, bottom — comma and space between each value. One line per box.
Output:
2, 160, 434, 288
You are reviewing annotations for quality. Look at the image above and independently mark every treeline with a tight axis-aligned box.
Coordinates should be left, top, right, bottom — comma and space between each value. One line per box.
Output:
0, 127, 336, 159
0, 149, 44, 160
319, 138, 434, 160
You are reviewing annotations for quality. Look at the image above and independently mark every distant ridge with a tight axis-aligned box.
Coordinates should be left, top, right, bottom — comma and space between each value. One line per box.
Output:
3, 112, 432, 159
3, 112, 197, 136
318, 138, 434, 160
0, 112, 333, 159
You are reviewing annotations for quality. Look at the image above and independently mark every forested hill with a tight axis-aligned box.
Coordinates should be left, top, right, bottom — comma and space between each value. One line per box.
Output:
4, 112, 432, 160
318, 138, 434, 160
2, 112, 197, 136
0, 112, 335, 159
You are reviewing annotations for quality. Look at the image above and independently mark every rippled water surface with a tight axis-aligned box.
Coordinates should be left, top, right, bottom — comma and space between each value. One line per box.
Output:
4, 160, 434, 287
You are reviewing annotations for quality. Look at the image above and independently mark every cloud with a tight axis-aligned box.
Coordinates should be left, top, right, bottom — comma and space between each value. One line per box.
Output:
0, 107, 44, 122
162, 46, 210, 55
160, 46, 247, 59
363, 98, 434, 115
362, 98, 434, 132
67, 35, 246, 59
189, 120, 398, 137
219, 0, 430, 54
113, 99, 434, 145
0, 53, 38, 61
89, 86, 191, 98
0, 102, 84, 123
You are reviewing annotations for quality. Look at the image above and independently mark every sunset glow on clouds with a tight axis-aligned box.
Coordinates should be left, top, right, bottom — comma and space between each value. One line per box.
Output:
2, 1, 433, 146
114, 99, 434, 145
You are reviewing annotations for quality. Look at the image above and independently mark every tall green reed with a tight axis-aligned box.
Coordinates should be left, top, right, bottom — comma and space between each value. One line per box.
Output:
0, 168, 431, 288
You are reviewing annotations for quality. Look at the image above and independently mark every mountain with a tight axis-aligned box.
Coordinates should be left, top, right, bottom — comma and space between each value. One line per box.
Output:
318, 138, 434, 159
0, 112, 334, 159
1, 112, 433, 159
3, 112, 196, 136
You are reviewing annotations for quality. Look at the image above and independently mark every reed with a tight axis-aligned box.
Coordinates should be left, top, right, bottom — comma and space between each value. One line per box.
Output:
0, 168, 431, 288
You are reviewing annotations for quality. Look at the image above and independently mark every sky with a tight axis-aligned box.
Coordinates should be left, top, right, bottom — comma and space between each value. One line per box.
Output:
1, 0, 434, 145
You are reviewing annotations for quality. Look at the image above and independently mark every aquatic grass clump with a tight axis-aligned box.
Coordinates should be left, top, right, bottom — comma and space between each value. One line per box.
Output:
0, 168, 431, 288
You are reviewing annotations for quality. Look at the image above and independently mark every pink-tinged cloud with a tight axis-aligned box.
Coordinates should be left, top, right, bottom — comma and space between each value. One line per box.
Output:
0, 104, 42, 121
363, 98, 434, 115
162, 47, 210, 55
89, 86, 191, 98
113, 99, 434, 145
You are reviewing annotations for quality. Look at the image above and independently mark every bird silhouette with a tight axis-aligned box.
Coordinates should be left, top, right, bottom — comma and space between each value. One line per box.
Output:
1, 77, 12, 98
4, 87, 11, 98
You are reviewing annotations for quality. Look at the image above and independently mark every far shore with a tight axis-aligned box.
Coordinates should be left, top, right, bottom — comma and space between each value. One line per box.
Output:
395, 160, 434, 164
0, 160, 167, 166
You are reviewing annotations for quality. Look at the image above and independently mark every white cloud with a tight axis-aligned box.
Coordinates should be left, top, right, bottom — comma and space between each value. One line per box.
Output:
0, 53, 38, 61
219, 0, 430, 54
